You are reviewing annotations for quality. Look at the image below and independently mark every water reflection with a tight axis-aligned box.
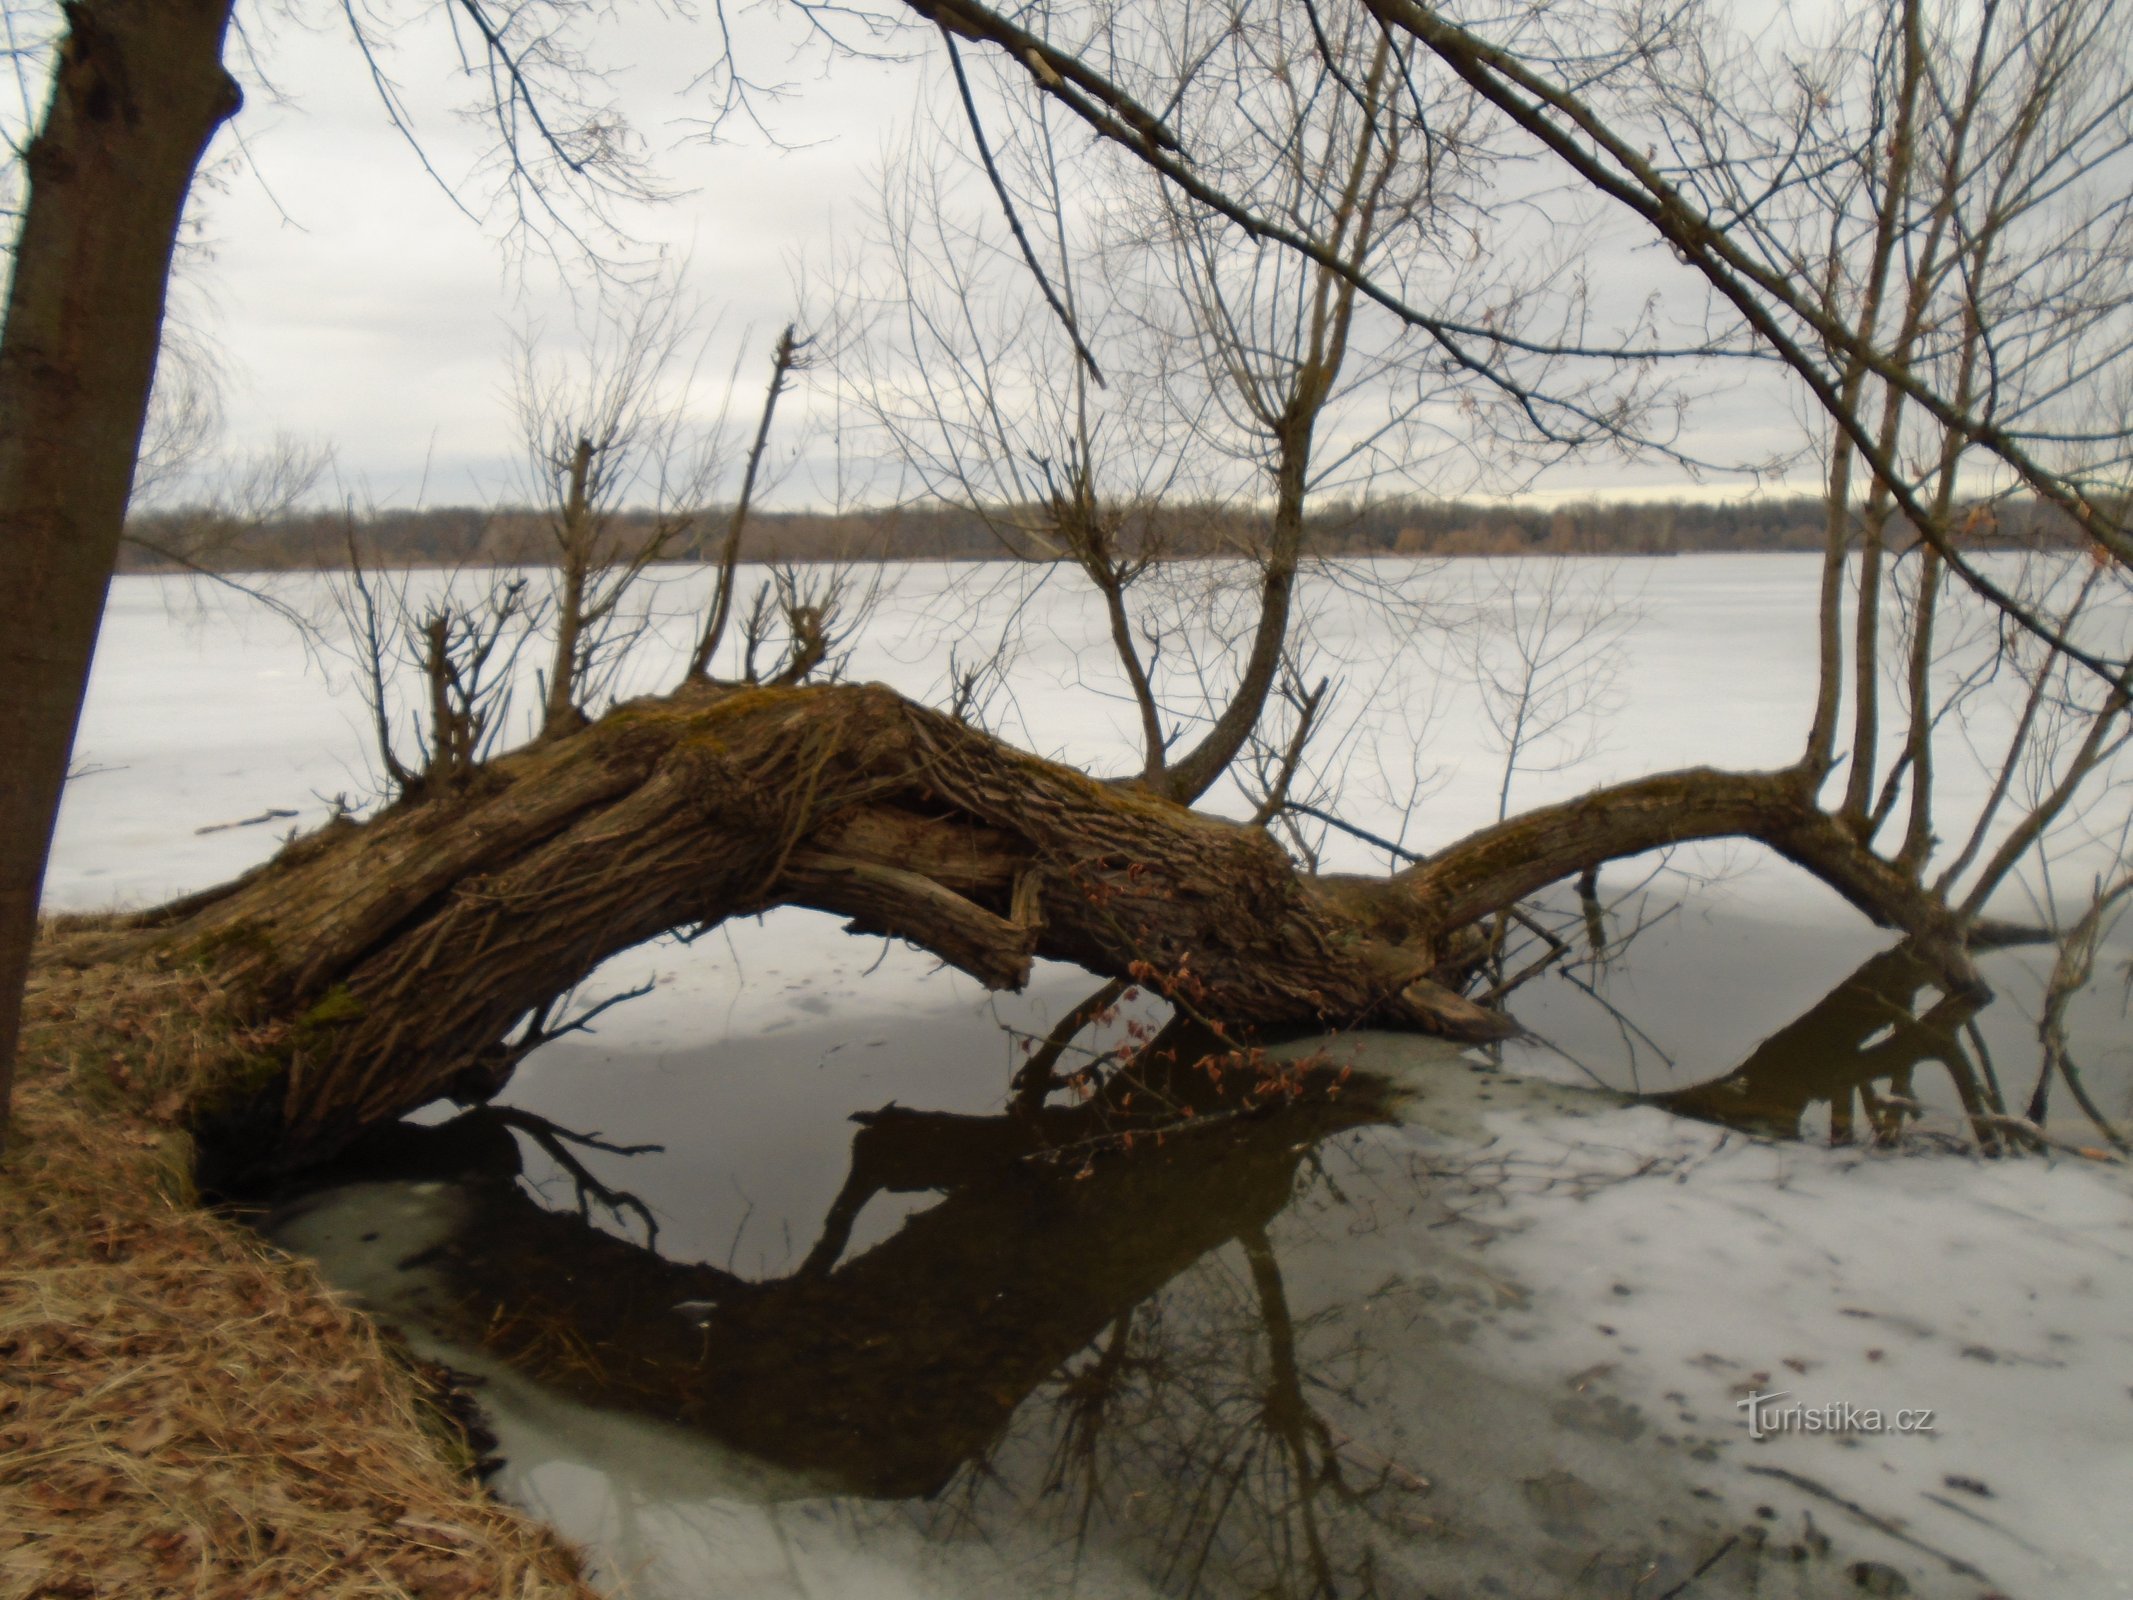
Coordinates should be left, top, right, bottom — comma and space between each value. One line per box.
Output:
1649, 942, 2009, 1149
323, 1043, 1455, 1595
286, 948, 2077, 1599
345, 1058, 1387, 1474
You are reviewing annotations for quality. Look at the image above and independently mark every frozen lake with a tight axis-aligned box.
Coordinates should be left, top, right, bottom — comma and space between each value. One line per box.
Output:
46, 556, 2133, 1599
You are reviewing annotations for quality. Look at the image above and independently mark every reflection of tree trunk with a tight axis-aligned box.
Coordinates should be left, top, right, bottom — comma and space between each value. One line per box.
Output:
796, 1103, 1076, 1277
59, 682, 1982, 1180
0, 0, 242, 1144
1048, 1308, 1135, 1543
364, 1075, 1390, 1499
1653, 942, 1989, 1140
1241, 1225, 1339, 1599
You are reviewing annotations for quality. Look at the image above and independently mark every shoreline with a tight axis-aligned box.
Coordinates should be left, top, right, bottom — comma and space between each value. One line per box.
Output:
0, 957, 604, 1600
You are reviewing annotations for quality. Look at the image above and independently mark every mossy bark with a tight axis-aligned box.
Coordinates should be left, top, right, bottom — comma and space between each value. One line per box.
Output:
50, 679, 1982, 1181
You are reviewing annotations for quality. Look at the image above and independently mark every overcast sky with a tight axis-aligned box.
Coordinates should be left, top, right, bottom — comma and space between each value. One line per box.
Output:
147, 1, 1814, 513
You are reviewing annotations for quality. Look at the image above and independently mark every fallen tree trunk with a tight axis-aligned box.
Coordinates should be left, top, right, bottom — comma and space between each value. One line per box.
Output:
45, 679, 1982, 1181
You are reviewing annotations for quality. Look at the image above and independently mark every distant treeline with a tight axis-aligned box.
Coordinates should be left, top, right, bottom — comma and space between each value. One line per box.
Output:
118, 494, 2093, 573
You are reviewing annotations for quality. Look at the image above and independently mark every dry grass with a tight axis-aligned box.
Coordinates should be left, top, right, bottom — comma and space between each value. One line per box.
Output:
1, 958, 603, 1600
18, 939, 292, 1127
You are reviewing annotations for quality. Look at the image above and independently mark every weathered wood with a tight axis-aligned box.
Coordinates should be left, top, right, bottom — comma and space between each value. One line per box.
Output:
63, 678, 1986, 1180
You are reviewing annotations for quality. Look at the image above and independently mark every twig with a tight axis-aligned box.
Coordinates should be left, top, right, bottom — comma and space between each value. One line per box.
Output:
1012, 978, 1129, 1111
1654, 1534, 1738, 1600
1249, 675, 1331, 828
194, 808, 299, 836
485, 1106, 665, 1249
690, 323, 805, 679
1283, 802, 1424, 864
939, 27, 1106, 386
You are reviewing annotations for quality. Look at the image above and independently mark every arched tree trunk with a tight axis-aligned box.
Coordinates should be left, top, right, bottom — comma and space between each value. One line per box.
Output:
50, 679, 1983, 1183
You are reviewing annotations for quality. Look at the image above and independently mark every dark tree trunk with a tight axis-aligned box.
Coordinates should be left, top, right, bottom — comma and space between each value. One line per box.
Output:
49, 679, 1985, 1183
0, 0, 242, 1147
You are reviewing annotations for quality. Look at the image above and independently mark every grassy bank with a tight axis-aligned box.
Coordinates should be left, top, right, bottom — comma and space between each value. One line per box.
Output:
0, 955, 601, 1600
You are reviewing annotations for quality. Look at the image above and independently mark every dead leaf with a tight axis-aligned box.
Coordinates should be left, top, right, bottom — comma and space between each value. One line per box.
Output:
116, 1412, 177, 1455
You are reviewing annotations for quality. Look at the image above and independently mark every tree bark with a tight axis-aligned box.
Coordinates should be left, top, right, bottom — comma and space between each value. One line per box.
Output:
47, 678, 1988, 1184
0, 0, 241, 1148
1160, 426, 1308, 803
541, 436, 596, 734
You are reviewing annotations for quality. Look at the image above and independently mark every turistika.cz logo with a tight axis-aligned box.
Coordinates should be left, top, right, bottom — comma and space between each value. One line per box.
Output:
1734, 1390, 1937, 1441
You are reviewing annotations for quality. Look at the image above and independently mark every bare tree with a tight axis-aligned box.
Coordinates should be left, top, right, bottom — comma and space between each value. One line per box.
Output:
1141, 20, 1419, 804
835, 5, 1492, 805
0, 0, 662, 1142
687, 322, 806, 680
20, 0, 2133, 1184
323, 517, 546, 803
893, 0, 2132, 957
120, 434, 333, 588
1460, 558, 1635, 823
509, 279, 725, 733
825, 93, 1204, 777
0, 0, 242, 1145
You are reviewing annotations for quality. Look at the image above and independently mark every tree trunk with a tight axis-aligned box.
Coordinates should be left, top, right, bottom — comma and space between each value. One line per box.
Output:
0, 0, 241, 1147
1160, 411, 1310, 803
541, 436, 596, 735
47, 679, 1984, 1184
